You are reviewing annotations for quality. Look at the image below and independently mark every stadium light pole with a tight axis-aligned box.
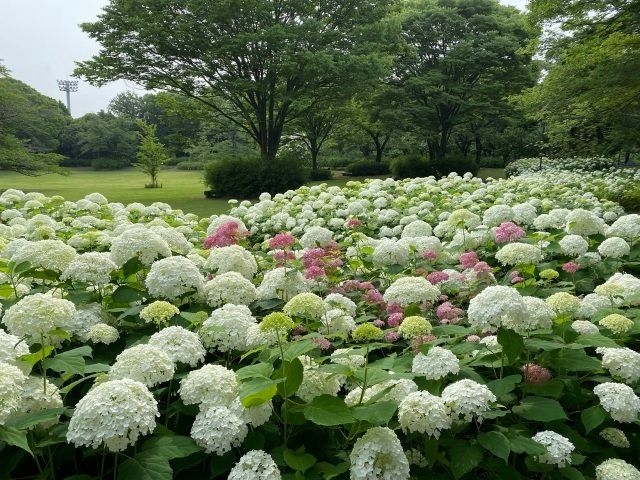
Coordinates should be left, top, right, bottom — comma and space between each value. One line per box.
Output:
57, 79, 78, 115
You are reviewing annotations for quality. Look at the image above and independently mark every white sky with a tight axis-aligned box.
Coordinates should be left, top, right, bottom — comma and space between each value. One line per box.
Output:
0, 0, 529, 118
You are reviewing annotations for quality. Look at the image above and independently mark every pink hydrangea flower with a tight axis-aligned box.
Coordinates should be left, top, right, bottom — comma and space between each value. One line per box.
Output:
304, 265, 325, 280
494, 221, 526, 244
268, 232, 296, 250
313, 337, 331, 351
422, 250, 438, 260
436, 301, 463, 322
427, 271, 449, 285
384, 331, 400, 343
387, 312, 404, 328
373, 319, 385, 328
203, 221, 249, 248
509, 271, 524, 283
473, 261, 492, 274
522, 363, 552, 384
346, 218, 362, 228
562, 261, 580, 273
459, 251, 479, 269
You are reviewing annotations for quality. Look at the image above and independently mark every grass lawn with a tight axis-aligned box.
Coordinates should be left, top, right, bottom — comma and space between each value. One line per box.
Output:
0, 167, 504, 218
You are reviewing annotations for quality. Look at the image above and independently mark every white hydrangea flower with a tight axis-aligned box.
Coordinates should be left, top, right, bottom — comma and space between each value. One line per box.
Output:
203, 271, 257, 307
494, 242, 543, 266
576, 294, 611, 319
11, 239, 77, 273
0, 362, 27, 424
605, 214, 640, 241
594, 382, 640, 422
345, 379, 418, 407
441, 379, 496, 422
412, 347, 460, 380
190, 405, 248, 455
148, 326, 205, 367
299, 226, 334, 249
86, 324, 120, 345
229, 397, 273, 428
532, 431, 574, 467
283, 292, 327, 320
179, 364, 239, 407
61, 252, 117, 286
383, 276, 440, 307
599, 428, 630, 448
349, 427, 410, 480
145, 256, 205, 302
228, 450, 281, 480
467, 286, 525, 333
596, 347, 640, 384
545, 292, 581, 317
599, 273, 640, 306
322, 308, 357, 336
324, 293, 357, 316
595, 458, 640, 480
0, 329, 30, 366
483, 205, 515, 228
257, 267, 309, 301
205, 244, 258, 279
559, 234, 589, 257
66, 378, 158, 451
565, 209, 606, 236
398, 391, 451, 437
371, 239, 411, 267
2, 293, 77, 345
200, 304, 259, 352
109, 226, 171, 267
148, 226, 193, 255
296, 356, 342, 402
501, 296, 555, 333
20, 376, 63, 417
109, 344, 175, 387
571, 320, 600, 335
598, 237, 631, 258
401, 220, 432, 238
330, 348, 366, 370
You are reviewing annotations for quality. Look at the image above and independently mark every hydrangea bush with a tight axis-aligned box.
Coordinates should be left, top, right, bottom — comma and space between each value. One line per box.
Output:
0, 163, 638, 479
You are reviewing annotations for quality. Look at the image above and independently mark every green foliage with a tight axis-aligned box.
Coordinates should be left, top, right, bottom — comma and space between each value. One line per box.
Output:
175, 160, 205, 171
431, 153, 479, 177
135, 121, 169, 188
308, 168, 333, 181
344, 160, 390, 176
390, 152, 431, 179
91, 157, 130, 170
204, 155, 308, 197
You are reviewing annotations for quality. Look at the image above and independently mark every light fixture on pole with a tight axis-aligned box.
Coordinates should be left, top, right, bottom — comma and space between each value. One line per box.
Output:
57, 79, 78, 115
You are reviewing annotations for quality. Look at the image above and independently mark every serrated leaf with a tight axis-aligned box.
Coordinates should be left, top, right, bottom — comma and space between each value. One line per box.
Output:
507, 434, 546, 455
118, 451, 172, 480
121, 257, 145, 278
520, 379, 565, 398
43, 346, 92, 375
497, 329, 524, 364
276, 358, 304, 398
239, 378, 280, 407
0, 426, 33, 456
314, 462, 349, 480
112, 285, 145, 304
478, 431, 511, 463
284, 448, 316, 472
512, 396, 567, 422
581, 405, 607, 434
142, 435, 201, 459
560, 466, 586, 480
19, 345, 54, 367
282, 339, 317, 362
352, 401, 397, 425
448, 443, 483, 479
487, 375, 522, 398
304, 395, 354, 426
4, 407, 64, 430
574, 334, 620, 348
236, 363, 274, 380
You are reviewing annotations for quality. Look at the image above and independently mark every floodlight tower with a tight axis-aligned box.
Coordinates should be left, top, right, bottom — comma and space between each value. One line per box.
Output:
57, 79, 78, 115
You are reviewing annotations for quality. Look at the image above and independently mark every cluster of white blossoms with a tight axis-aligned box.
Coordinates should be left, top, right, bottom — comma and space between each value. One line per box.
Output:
66, 379, 158, 451
10, 239, 77, 272
145, 256, 205, 301
598, 237, 631, 258
179, 364, 239, 407
0, 362, 27, 424
599, 273, 640, 306
494, 242, 544, 266
606, 214, 640, 241
2, 293, 77, 345
324, 293, 357, 316
349, 427, 410, 480
299, 226, 334, 249
0, 330, 29, 367
109, 226, 172, 267
412, 346, 460, 380
595, 458, 640, 480
565, 208, 606, 236
330, 348, 366, 370
531, 431, 575, 467
109, 344, 175, 387
86, 323, 119, 345
61, 252, 118, 286
383, 276, 440, 307
558, 234, 590, 257
205, 244, 258, 279
502, 296, 555, 333
371, 239, 411, 267
190, 405, 249, 455
203, 271, 258, 307
467, 286, 525, 332
571, 320, 600, 335
596, 347, 640, 384
599, 428, 630, 448
296, 355, 342, 402
593, 382, 640, 422
323, 308, 357, 335
148, 326, 205, 367
345, 379, 419, 407
401, 219, 432, 238
398, 391, 451, 438
199, 304, 262, 352
257, 267, 309, 301
20, 376, 64, 418
228, 450, 281, 480
441, 379, 496, 422
283, 292, 327, 320
545, 292, 581, 317
139, 300, 180, 326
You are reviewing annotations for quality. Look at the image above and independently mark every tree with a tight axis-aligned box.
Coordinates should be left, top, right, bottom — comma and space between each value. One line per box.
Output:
135, 121, 168, 188
394, 0, 538, 163
75, 0, 397, 162
74, 112, 138, 162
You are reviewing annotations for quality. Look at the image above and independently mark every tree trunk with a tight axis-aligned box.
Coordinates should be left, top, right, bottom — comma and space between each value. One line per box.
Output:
474, 133, 482, 164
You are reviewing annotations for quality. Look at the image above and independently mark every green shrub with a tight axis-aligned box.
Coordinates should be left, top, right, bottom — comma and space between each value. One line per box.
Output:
60, 157, 92, 167
390, 153, 432, 179
91, 157, 130, 170
601, 183, 640, 212
165, 156, 188, 166
176, 160, 205, 171
344, 160, 390, 176
308, 168, 333, 181
430, 153, 479, 177
478, 157, 506, 168
204, 155, 308, 197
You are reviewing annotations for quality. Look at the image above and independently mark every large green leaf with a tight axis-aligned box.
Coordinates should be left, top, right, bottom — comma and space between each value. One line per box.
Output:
539, 348, 601, 372
141, 435, 201, 459
0, 426, 32, 456
506, 433, 546, 455
497, 329, 524, 364
239, 378, 280, 407
448, 443, 483, 479
19, 345, 54, 367
574, 334, 620, 348
112, 284, 146, 304
478, 431, 511, 463
4, 408, 64, 430
282, 339, 317, 362
304, 395, 354, 426
314, 462, 350, 480
512, 396, 567, 422
275, 358, 304, 398
43, 346, 92, 375
118, 451, 172, 480
284, 448, 317, 472
520, 379, 565, 398
352, 401, 397, 425
487, 375, 522, 398
236, 363, 274, 380
581, 405, 607, 434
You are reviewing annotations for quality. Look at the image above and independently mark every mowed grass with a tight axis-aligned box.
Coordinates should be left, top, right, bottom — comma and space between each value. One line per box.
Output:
0, 166, 504, 218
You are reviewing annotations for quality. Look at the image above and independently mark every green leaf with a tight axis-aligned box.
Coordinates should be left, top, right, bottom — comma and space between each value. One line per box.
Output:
43, 346, 92, 375
478, 431, 511, 463
512, 396, 567, 422
0, 426, 33, 456
448, 443, 483, 479
507, 434, 546, 455
497, 329, 524, 364
4, 407, 64, 430
142, 435, 201, 459
520, 379, 565, 398
581, 405, 607, 434
559, 466, 586, 480
304, 395, 354, 426
239, 378, 280, 407
282, 339, 317, 362
84, 363, 111, 374
352, 401, 397, 425
19, 345, 54, 367
314, 462, 350, 480
538, 348, 601, 372
112, 285, 145, 304
118, 451, 172, 480
236, 363, 274, 380
284, 448, 317, 472
275, 358, 304, 398
121, 257, 145, 278
574, 334, 620, 348
487, 375, 522, 398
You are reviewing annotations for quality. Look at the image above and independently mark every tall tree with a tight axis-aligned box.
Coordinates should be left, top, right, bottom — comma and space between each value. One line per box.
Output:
135, 120, 168, 188
394, 0, 538, 163
75, 0, 397, 161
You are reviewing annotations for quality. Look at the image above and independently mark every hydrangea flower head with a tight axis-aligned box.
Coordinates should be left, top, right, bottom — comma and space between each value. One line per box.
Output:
349, 427, 410, 480
139, 301, 180, 326
532, 431, 574, 467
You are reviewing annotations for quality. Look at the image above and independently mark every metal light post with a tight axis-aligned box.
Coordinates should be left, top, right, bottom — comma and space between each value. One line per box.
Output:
57, 79, 78, 115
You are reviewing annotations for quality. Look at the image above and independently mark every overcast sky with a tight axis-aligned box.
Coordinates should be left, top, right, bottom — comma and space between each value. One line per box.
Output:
0, 0, 528, 118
